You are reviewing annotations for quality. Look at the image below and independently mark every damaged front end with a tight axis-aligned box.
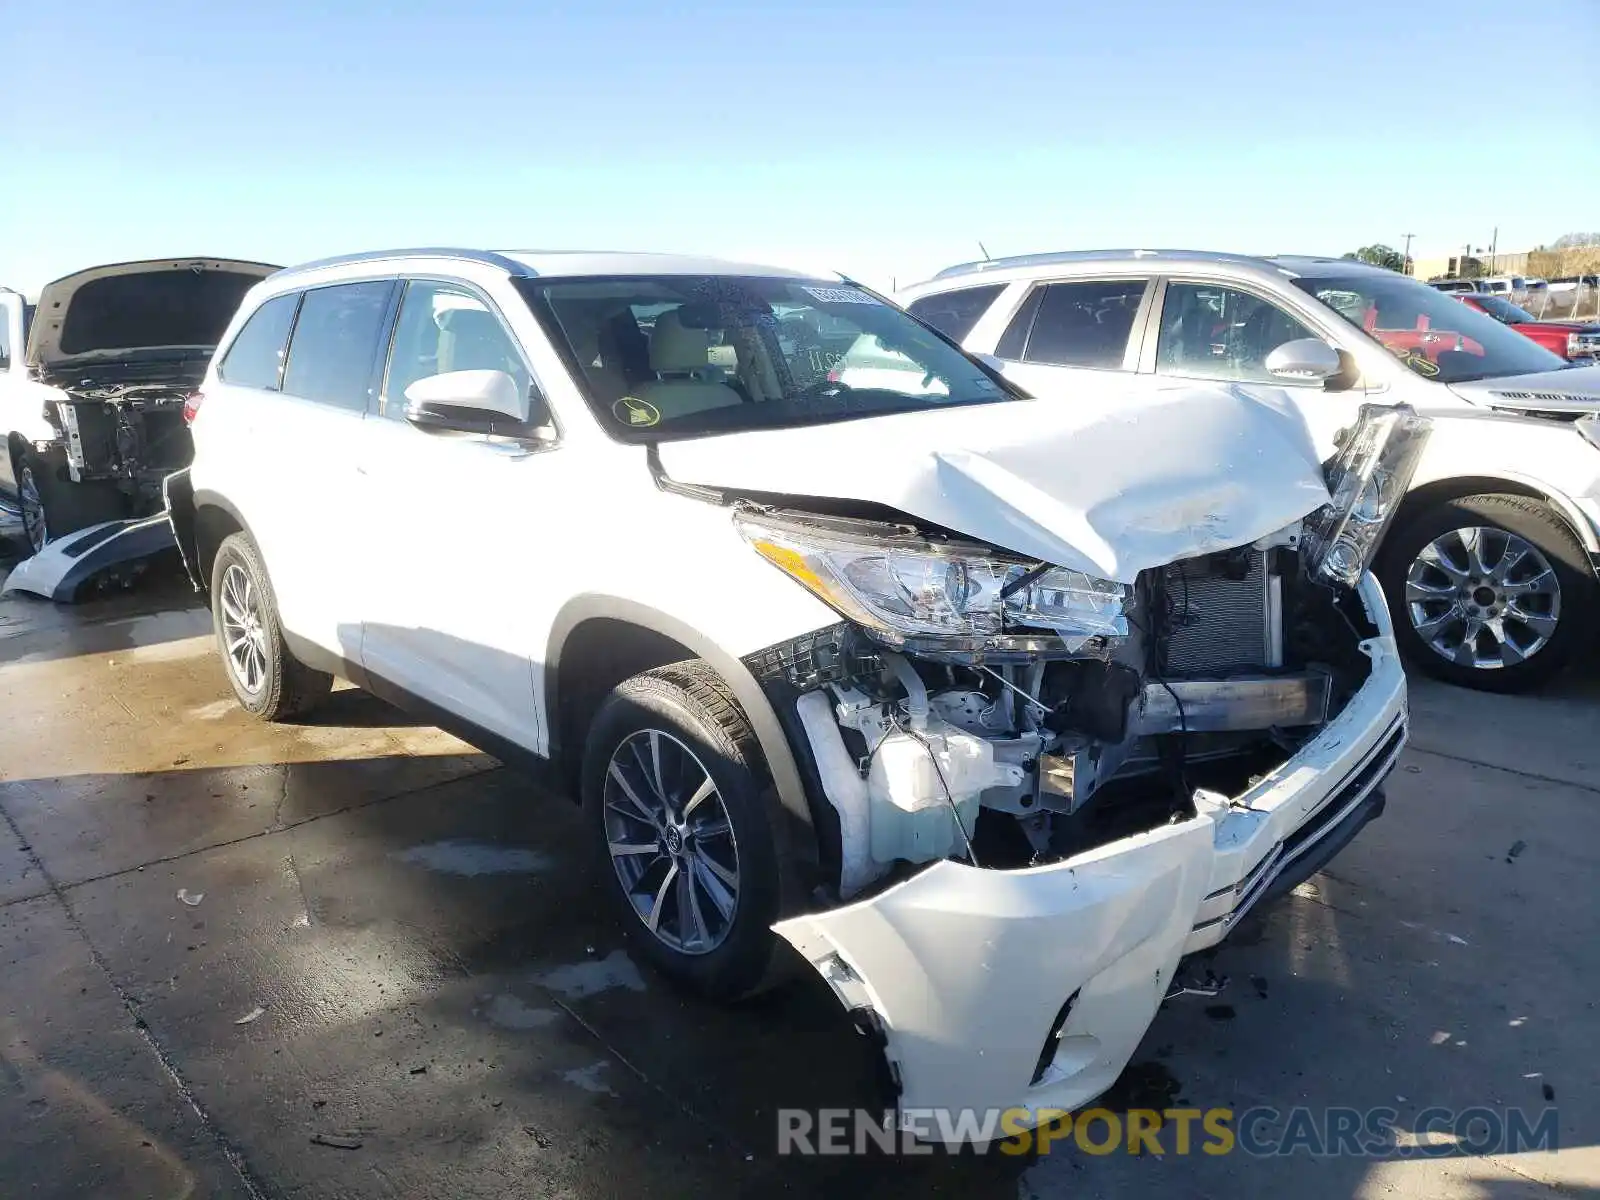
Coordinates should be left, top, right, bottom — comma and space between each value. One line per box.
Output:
741, 404, 1428, 1138
35, 360, 199, 506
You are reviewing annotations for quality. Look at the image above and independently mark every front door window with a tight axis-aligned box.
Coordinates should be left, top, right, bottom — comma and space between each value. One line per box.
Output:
1156, 283, 1316, 384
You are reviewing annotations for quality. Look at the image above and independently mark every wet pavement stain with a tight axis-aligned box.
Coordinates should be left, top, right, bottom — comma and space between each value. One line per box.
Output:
534, 950, 648, 999
391, 839, 553, 876
1094, 1059, 1187, 1112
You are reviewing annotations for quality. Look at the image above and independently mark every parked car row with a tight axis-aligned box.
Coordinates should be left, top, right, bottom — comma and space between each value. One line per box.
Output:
1451, 291, 1600, 361
1431, 273, 1600, 320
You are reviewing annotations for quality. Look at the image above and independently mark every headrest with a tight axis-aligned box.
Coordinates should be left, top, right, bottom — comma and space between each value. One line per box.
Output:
650, 309, 710, 373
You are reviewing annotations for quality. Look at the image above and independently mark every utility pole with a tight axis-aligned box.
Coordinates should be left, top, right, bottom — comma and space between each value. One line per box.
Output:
1402, 232, 1415, 275
1489, 227, 1498, 274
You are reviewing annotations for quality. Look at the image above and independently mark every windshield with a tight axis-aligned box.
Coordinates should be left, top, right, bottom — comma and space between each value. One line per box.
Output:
1293, 274, 1565, 383
517, 275, 1021, 441
1470, 293, 1538, 324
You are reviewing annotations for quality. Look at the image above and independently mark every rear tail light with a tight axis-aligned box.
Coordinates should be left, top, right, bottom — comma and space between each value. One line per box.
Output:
182, 392, 205, 424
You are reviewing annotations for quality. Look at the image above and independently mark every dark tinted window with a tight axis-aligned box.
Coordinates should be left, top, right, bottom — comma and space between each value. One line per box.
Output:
218, 293, 300, 390
1021, 280, 1147, 368
994, 286, 1044, 359
382, 282, 531, 419
281, 282, 395, 410
906, 285, 1004, 342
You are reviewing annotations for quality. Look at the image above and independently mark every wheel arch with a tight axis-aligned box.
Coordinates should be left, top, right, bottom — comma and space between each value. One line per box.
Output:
188, 487, 255, 599
544, 595, 823, 873
1388, 475, 1600, 563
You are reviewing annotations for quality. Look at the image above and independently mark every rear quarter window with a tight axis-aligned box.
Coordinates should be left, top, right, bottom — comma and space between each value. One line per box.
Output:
217, 293, 301, 390
906, 284, 1004, 343
1016, 280, 1149, 369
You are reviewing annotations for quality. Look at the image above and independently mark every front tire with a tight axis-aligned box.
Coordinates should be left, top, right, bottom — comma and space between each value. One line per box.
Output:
210, 533, 332, 719
1379, 493, 1595, 692
582, 661, 787, 1001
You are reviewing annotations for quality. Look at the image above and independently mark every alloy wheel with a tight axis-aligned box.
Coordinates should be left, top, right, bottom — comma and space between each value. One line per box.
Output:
1404, 525, 1561, 670
219, 563, 269, 694
602, 728, 740, 955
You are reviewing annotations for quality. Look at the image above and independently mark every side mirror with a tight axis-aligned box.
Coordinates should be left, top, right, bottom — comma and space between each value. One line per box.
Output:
404, 369, 525, 420
1264, 338, 1343, 383
403, 369, 553, 441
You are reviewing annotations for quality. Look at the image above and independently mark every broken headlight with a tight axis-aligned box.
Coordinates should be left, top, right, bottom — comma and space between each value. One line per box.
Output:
1303, 404, 1432, 587
736, 511, 1127, 652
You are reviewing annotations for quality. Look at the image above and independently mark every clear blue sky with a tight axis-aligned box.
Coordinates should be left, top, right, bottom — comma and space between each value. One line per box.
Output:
4, 0, 1596, 293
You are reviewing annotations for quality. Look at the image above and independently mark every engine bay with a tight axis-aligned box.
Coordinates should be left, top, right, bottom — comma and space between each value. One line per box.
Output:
750, 520, 1379, 900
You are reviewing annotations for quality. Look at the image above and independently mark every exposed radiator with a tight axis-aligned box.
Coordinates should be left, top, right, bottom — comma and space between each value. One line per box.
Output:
1159, 551, 1279, 676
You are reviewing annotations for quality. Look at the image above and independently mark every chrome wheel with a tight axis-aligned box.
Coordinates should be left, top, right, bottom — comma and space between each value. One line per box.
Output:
1405, 525, 1561, 670
602, 729, 739, 955
18, 464, 46, 553
219, 563, 269, 694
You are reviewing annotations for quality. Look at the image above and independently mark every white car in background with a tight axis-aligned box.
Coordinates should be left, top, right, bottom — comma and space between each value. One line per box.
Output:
901, 251, 1600, 692
168, 247, 1421, 1137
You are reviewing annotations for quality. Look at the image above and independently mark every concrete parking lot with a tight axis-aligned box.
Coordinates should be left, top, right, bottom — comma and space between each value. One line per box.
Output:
1, 559, 1597, 1199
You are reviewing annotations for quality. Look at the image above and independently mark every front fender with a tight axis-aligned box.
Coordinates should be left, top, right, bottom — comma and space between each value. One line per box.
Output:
1409, 411, 1600, 556
544, 593, 829, 876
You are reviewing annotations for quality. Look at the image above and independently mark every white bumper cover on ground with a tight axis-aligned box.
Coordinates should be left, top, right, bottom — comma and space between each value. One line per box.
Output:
774, 573, 1407, 1136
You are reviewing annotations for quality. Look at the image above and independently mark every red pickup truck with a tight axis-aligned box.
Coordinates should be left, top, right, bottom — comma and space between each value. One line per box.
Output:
1455, 293, 1600, 360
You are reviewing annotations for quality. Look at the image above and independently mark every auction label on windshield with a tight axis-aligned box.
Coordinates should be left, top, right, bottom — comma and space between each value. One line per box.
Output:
801, 286, 880, 305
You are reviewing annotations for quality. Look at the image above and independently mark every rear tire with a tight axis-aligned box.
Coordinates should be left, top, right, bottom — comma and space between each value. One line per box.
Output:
582, 661, 790, 1001
210, 532, 332, 719
1379, 493, 1595, 693
15, 446, 125, 553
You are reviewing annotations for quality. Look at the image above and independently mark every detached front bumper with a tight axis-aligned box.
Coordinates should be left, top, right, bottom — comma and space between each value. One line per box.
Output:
774, 572, 1406, 1138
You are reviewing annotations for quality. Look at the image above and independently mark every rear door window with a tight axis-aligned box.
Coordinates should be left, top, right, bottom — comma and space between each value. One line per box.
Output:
217, 293, 301, 390
906, 285, 1004, 343
1008, 280, 1149, 369
281, 281, 396, 411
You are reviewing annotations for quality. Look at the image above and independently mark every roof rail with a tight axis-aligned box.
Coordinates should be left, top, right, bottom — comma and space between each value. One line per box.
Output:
273, 247, 534, 279
931, 248, 1279, 280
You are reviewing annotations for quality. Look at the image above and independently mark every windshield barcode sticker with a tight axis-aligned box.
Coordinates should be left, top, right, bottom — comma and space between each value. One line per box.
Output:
801, 286, 880, 305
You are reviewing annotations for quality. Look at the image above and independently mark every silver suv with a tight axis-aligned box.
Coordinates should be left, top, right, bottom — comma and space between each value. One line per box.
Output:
901, 250, 1600, 692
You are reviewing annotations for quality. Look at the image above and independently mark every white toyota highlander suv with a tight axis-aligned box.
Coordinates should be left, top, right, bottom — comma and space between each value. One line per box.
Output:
169, 248, 1424, 1136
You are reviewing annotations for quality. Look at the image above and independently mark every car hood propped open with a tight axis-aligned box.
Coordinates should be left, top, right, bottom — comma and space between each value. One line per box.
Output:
655, 383, 1333, 582
27, 258, 279, 371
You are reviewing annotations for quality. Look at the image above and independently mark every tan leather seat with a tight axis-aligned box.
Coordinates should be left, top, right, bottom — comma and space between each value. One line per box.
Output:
634, 310, 742, 419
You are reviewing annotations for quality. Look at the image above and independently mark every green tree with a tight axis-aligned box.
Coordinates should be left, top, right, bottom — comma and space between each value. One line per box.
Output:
1341, 244, 1406, 271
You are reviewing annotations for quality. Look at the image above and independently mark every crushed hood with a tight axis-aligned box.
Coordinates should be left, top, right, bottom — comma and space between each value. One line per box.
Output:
27, 258, 279, 370
655, 384, 1333, 582
1449, 363, 1600, 415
